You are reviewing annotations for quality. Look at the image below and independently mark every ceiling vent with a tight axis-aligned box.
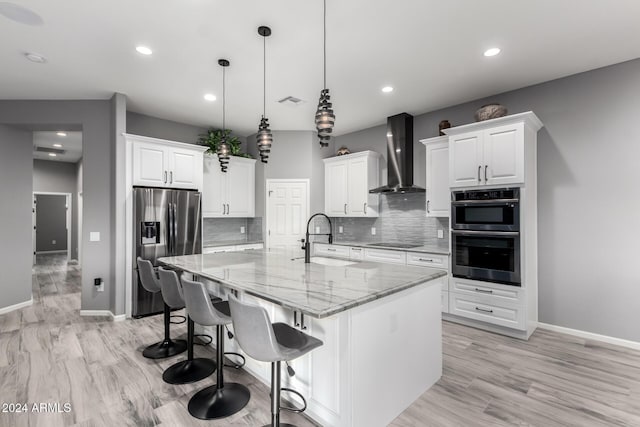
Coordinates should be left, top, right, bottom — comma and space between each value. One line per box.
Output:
278, 96, 304, 106
35, 146, 66, 155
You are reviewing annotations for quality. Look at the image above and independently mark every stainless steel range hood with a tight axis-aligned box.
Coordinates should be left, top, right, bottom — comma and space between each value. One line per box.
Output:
369, 112, 425, 194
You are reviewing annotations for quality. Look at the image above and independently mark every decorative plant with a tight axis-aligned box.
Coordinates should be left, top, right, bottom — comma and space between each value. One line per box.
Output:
198, 128, 253, 158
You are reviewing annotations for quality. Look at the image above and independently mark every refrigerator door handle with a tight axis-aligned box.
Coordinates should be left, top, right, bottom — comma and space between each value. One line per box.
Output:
171, 202, 177, 255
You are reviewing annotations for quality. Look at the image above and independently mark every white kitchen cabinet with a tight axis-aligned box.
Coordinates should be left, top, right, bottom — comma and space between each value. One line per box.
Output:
129, 134, 206, 189
202, 243, 263, 254
420, 136, 450, 217
363, 247, 407, 265
314, 243, 350, 258
444, 112, 542, 188
324, 151, 380, 217
202, 155, 256, 218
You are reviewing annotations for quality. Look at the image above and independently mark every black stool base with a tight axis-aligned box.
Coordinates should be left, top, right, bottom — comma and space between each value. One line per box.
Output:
142, 339, 187, 359
188, 383, 251, 420
163, 358, 216, 384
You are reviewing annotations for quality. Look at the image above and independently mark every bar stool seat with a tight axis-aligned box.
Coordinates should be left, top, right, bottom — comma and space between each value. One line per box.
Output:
158, 267, 216, 384
137, 258, 186, 359
228, 294, 323, 427
181, 278, 250, 420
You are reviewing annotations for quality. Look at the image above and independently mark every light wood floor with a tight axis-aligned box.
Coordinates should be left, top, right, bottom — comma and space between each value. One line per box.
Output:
1, 254, 639, 426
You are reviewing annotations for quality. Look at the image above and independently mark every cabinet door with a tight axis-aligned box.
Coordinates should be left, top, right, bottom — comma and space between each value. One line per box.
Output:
169, 147, 202, 189
425, 141, 450, 217
347, 157, 369, 216
226, 158, 255, 217
449, 131, 482, 188
132, 142, 168, 187
483, 123, 524, 186
325, 160, 349, 216
202, 155, 226, 217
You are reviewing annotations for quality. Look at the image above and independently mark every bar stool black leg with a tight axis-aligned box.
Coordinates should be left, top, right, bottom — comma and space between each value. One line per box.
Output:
262, 361, 295, 427
143, 303, 187, 359
188, 325, 251, 419
163, 317, 216, 384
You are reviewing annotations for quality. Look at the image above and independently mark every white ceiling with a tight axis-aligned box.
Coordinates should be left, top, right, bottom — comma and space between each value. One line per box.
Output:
1, 1, 640, 138
33, 131, 82, 163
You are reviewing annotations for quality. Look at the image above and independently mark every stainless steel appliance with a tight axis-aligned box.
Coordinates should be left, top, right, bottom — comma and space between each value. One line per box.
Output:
133, 187, 202, 317
451, 188, 521, 285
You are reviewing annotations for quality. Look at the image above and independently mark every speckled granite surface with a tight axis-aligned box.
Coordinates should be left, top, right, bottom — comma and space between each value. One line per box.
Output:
159, 248, 446, 318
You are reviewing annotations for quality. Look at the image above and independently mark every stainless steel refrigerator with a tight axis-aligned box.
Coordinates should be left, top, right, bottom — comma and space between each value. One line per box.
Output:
133, 187, 202, 318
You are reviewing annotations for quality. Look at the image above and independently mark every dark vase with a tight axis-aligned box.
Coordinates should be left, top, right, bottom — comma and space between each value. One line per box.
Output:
438, 120, 451, 136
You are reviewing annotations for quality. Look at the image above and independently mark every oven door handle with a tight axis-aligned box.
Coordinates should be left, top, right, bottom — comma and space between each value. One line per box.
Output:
451, 199, 519, 205
452, 230, 520, 237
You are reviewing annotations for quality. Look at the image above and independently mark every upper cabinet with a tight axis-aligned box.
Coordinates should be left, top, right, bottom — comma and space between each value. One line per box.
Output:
421, 136, 449, 217
203, 155, 256, 218
129, 134, 206, 190
324, 151, 380, 217
444, 112, 543, 188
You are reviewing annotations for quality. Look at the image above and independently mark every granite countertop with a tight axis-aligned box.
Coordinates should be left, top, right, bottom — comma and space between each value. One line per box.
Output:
328, 241, 450, 255
203, 240, 263, 248
159, 248, 446, 319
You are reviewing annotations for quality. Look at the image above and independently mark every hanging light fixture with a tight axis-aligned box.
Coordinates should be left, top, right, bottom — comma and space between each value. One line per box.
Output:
256, 26, 273, 163
315, 0, 334, 148
217, 59, 231, 172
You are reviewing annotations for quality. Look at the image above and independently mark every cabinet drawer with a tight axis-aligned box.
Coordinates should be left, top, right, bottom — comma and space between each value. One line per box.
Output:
441, 291, 449, 314
203, 245, 237, 254
450, 277, 522, 303
363, 248, 407, 265
314, 244, 350, 258
406, 252, 449, 270
449, 292, 525, 330
237, 243, 264, 251
349, 247, 364, 260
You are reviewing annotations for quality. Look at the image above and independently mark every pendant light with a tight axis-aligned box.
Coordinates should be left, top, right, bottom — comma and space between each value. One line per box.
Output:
256, 26, 273, 163
315, 0, 334, 148
217, 59, 231, 172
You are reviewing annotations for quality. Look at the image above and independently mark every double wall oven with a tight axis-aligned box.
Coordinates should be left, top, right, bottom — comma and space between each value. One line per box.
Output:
451, 188, 521, 286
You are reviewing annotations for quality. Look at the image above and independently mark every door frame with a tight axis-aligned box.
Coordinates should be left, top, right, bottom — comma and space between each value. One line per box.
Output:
33, 191, 73, 263
265, 179, 310, 249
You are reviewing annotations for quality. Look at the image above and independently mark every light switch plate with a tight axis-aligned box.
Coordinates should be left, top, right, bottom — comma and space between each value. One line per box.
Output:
437, 229, 444, 239
89, 232, 100, 242
338, 226, 344, 233
371, 227, 376, 235
240, 226, 245, 234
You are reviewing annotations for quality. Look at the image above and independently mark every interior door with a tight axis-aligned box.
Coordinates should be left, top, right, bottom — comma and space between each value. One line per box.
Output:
267, 180, 308, 249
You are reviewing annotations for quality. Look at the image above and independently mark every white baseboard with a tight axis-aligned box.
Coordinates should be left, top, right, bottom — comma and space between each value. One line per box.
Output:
0, 298, 33, 315
538, 322, 640, 351
80, 310, 127, 322
111, 313, 126, 322
36, 250, 68, 254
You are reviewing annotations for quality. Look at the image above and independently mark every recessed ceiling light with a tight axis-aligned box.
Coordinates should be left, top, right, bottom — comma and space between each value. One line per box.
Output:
204, 93, 216, 102
56, 131, 67, 137
382, 86, 394, 93
24, 52, 46, 63
53, 143, 62, 148
48, 153, 57, 157
484, 47, 501, 57
136, 46, 152, 55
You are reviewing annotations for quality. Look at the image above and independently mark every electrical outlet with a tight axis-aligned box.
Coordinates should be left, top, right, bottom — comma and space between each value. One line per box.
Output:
371, 227, 376, 235
437, 229, 444, 239
338, 226, 344, 234
240, 226, 245, 234
52, 239, 56, 245
94, 278, 104, 292
315, 226, 320, 233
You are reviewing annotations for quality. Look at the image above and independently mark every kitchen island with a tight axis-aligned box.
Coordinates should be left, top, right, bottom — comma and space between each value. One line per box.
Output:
159, 248, 446, 427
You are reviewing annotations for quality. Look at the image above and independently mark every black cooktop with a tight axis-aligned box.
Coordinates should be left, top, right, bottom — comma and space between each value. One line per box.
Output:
367, 242, 422, 249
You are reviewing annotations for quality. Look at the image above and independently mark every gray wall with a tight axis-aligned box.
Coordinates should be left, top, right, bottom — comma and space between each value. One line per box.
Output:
0, 100, 114, 312
35, 194, 68, 252
33, 159, 79, 258
334, 58, 640, 342
0, 125, 34, 308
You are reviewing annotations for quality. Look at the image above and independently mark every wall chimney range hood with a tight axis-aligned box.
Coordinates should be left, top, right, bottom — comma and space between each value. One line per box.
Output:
369, 112, 425, 194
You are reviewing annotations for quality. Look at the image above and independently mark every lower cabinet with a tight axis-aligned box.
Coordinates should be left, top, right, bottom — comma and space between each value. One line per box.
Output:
202, 243, 263, 254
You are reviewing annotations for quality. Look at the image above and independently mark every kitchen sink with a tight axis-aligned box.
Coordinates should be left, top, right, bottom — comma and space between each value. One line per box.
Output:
307, 257, 355, 267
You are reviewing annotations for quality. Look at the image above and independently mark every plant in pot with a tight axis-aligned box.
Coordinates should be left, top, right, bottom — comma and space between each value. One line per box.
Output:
198, 128, 253, 158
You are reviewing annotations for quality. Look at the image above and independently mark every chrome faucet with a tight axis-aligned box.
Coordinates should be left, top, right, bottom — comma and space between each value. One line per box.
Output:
301, 213, 333, 263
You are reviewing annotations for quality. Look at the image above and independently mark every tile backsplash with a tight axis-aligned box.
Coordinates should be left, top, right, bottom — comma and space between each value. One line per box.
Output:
327, 193, 449, 245
203, 217, 263, 246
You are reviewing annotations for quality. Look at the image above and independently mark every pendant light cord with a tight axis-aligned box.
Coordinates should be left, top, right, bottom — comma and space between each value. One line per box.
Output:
222, 65, 226, 131
263, 35, 266, 117
323, 0, 327, 89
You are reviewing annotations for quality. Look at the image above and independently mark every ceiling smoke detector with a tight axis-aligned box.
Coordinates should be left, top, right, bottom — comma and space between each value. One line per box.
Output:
278, 96, 304, 106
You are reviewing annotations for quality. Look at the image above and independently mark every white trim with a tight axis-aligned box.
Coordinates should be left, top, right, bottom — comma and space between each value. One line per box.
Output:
123, 133, 208, 153
0, 298, 33, 315
264, 179, 310, 249
538, 322, 640, 351
35, 250, 68, 255
111, 313, 126, 322
79, 310, 112, 317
